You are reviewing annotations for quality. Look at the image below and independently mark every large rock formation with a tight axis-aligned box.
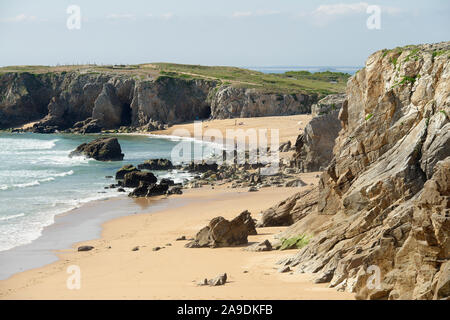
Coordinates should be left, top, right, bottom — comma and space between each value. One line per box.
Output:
210, 86, 315, 119
267, 42, 450, 300
0, 72, 317, 131
293, 110, 342, 172
69, 137, 124, 161
258, 188, 318, 227
186, 210, 257, 248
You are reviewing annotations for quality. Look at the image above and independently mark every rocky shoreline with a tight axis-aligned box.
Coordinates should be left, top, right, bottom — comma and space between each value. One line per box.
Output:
1, 41, 448, 300
0, 72, 317, 134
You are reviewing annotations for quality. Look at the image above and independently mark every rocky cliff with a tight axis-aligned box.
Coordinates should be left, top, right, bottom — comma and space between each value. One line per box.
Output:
266, 42, 450, 300
0, 71, 317, 131
210, 86, 314, 119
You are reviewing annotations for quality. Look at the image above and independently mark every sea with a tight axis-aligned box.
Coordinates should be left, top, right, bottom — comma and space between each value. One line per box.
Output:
246, 66, 361, 75
0, 132, 212, 253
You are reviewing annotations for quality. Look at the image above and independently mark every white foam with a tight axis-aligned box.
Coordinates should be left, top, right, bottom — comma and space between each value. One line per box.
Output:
14, 180, 40, 188
52, 170, 74, 177
0, 213, 25, 222
0, 138, 59, 153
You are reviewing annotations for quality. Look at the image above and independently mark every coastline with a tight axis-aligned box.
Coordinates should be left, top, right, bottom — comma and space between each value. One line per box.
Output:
0, 115, 355, 299
0, 194, 186, 281
0, 183, 354, 300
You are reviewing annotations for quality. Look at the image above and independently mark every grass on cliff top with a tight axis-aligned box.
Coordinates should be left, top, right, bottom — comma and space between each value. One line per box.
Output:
152, 63, 349, 95
0, 63, 350, 95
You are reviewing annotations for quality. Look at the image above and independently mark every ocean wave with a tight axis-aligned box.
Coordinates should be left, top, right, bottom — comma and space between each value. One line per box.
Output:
0, 138, 59, 153
0, 213, 25, 222
1, 170, 74, 191
147, 133, 229, 150
52, 170, 74, 177
29, 154, 89, 166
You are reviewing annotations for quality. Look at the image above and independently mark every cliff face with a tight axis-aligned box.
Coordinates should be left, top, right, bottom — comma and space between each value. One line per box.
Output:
0, 72, 316, 131
210, 86, 315, 119
275, 42, 449, 299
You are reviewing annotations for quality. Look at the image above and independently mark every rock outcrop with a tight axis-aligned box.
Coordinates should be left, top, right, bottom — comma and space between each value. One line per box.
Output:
69, 137, 124, 161
122, 171, 157, 188
128, 182, 169, 198
137, 158, 173, 170
186, 211, 257, 248
258, 188, 318, 227
311, 93, 346, 117
267, 42, 450, 300
293, 110, 342, 172
115, 164, 139, 180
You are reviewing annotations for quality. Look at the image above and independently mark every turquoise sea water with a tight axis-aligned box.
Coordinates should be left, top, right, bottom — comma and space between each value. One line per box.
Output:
0, 132, 205, 252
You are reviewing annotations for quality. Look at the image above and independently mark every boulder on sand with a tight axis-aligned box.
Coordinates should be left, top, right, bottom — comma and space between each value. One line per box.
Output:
69, 137, 124, 161
128, 182, 169, 198
185, 210, 256, 248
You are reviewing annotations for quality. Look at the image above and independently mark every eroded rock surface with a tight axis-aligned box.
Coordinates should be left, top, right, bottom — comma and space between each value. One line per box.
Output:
265, 42, 450, 300
293, 111, 342, 172
0, 72, 318, 131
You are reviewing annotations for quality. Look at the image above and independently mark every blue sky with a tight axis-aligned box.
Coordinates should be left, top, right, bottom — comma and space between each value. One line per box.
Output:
0, 0, 449, 67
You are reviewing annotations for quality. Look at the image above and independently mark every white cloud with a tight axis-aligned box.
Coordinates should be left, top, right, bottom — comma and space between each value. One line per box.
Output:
1, 14, 37, 23
300, 2, 403, 26
161, 12, 174, 19
313, 2, 369, 16
232, 10, 281, 18
107, 13, 135, 20
232, 11, 253, 18
255, 10, 281, 16
312, 2, 402, 17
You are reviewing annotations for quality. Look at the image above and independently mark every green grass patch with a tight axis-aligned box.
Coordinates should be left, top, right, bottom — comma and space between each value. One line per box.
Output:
365, 113, 374, 121
432, 50, 450, 58
279, 235, 310, 251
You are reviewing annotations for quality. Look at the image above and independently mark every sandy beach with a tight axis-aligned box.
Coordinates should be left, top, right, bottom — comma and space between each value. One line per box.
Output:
0, 182, 353, 300
0, 115, 353, 300
153, 114, 312, 147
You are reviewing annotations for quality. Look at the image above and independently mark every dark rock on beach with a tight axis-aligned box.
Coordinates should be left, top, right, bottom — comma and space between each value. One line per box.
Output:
69, 137, 124, 161
186, 210, 256, 248
77, 246, 94, 252
137, 158, 173, 171
186, 161, 218, 173
115, 164, 139, 180
167, 186, 183, 195
128, 182, 169, 198
123, 171, 157, 188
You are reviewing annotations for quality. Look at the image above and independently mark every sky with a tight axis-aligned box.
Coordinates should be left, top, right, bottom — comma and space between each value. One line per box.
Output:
0, 0, 449, 67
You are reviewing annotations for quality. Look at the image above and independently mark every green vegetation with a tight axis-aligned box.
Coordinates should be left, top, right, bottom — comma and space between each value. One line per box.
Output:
365, 113, 374, 121
404, 48, 420, 62
432, 50, 450, 58
0, 63, 350, 95
279, 234, 310, 251
152, 63, 350, 95
399, 75, 419, 85
391, 74, 420, 89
